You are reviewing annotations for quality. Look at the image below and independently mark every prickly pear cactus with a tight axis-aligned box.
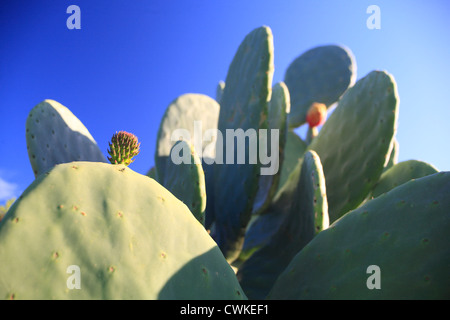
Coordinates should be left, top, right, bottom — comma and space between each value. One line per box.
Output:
155, 93, 220, 181
26, 99, 106, 177
308, 70, 399, 223
384, 138, 399, 172
6, 24, 448, 301
154, 93, 219, 230
284, 45, 356, 128
212, 26, 274, 261
237, 150, 328, 299
370, 160, 438, 198
160, 140, 207, 225
252, 81, 290, 215
268, 172, 450, 300
0, 162, 246, 300
277, 130, 307, 192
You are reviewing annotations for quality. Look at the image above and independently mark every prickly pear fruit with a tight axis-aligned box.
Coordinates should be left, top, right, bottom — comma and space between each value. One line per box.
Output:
107, 131, 140, 166
306, 102, 327, 128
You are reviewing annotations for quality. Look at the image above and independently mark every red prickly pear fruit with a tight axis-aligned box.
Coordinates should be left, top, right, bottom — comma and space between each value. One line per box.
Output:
107, 131, 141, 166
306, 102, 327, 128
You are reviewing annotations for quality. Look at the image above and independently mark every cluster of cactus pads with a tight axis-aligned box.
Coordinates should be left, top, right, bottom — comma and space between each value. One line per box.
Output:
0, 26, 448, 300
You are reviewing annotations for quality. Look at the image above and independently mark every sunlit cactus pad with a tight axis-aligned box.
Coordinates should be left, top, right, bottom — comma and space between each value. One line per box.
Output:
0, 162, 245, 300
26, 99, 106, 177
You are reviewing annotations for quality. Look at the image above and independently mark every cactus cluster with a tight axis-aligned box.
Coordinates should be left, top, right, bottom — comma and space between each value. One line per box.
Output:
0, 25, 448, 300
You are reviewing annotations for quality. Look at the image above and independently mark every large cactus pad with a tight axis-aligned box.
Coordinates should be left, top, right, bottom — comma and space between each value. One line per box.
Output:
268, 172, 450, 300
284, 45, 356, 128
0, 162, 245, 300
237, 150, 328, 299
213, 26, 274, 261
308, 70, 399, 222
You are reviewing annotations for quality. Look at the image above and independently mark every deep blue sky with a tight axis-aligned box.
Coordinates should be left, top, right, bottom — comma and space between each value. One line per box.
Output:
1, 0, 449, 203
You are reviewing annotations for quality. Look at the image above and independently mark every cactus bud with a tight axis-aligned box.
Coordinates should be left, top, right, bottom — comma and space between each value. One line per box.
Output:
306, 102, 327, 128
107, 131, 140, 166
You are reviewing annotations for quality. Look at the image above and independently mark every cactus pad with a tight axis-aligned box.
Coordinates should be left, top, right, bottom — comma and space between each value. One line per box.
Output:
383, 138, 399, 172
155, 93, 220, 180
160, 140, 207, 225
26, 99, 106, 177
268, 172, 450, 300
0, 162, 245, 300
237, 150, 328, 299
371, 160, 438, 198
308, 70, 399, 222
284, 45, 356, 128
212, 26, 274, 261
252, 82, 289, 215
277, 130, 307, 192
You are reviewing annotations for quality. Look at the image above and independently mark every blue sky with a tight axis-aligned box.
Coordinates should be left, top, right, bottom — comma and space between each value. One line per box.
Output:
0, 0, 449, 204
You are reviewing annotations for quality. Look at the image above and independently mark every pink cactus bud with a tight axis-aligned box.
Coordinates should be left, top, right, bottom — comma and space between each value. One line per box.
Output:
107, 131, 140, 166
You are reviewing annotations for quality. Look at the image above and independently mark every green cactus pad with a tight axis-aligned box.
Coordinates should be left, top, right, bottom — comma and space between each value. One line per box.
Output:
161, 140, 207, 225
268, 172, 450, 300
371, 160, 438, 198
0, 162, 245, 300
154, 93, 219, 231
383, 138, 399, 172
240, 157, 308, 263
252, 82, 289, 215
284, 45, 356, 128
155, 93, 220, 180
277, 130, 307, 193
237, 150, 328, 299
308, 70, 399, 223
26, 99, 106, 177
212, 26, 274, 261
